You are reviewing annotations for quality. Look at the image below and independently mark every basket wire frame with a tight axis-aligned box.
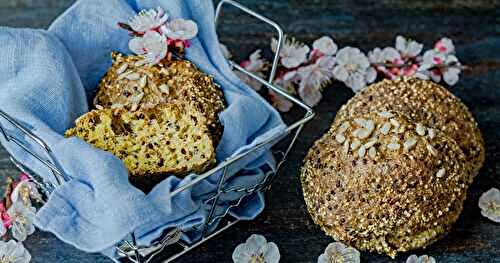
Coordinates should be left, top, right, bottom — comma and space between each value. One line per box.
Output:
0, 1, 314, 262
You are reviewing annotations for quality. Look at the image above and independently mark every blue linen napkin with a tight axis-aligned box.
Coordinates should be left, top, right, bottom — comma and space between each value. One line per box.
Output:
0, 0, 287, 258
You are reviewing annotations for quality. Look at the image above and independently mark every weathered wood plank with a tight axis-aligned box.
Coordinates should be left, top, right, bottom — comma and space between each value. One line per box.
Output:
0, 0, 499, 262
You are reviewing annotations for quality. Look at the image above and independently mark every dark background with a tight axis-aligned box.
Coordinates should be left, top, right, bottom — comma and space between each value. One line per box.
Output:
0, 0, 499, 262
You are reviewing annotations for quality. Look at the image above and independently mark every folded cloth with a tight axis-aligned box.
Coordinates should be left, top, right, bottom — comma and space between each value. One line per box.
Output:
0, 0, 287, 258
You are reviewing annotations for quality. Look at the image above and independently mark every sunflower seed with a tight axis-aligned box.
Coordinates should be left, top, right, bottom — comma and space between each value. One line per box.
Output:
436, 168, 446, 178
126, 72, 141, 81
377, 111, 394, 118
428, 128, 436, 139
387, 142, 401, 151
390, 118, 400, 127
368, 147, 377, 159
416, 123, 427, 136
338, 121, 351, 133
426, 144, 438, 156
354, 118, 367, 127
380, 122, 391, 135
351, 139, 361, 150
403, 137, 418, 151
335, 133, 346, 143
116, 63, 129, 75
364, 139, 377, 148
159, 84, 170, 94
353, 128, 372, 139
365, 120, 375, 132
118, 70, 133, 79
343, 139, 350, 154
111, 103, 124, 109
358, 145, 366, 157
138, 75, 147, 88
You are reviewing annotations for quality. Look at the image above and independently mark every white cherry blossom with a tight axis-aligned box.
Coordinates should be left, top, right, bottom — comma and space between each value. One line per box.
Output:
313, 36, 338, 56
232, 234, 280, 263
11, 180, 42, 206
368, 47, 401, 65
406, 254, 436, 263
128, 7, 168, 33
297, 56, 335, 106
396, 35, 423, 58
478, 188, 500, 223
236, 50, 268, 91
434, 37, 455, 55
333, 47, 373, 92
129, 31, 168, 65
0, 240, 31, 263
317, 242, 360, 263
420, 50, 462, 85
271, 71, 297, 112
162, 19, 198, 40
6, 201, 36, 242
271, 37, 310, 69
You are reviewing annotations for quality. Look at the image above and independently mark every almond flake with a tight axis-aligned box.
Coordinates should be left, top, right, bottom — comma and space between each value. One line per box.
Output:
126, 72, 141, 81
335, 133, 346, 143
387, 142, 401, 151
368, 147, 377, 159
351, 139, 361, 150
403, 137, 418, 151
380, 122, 391, 135
426, 144, 438, 156
116, 63, 129, 75
377, 111, 394, 118
436, 168, 446, 178
338, 121, 351, 133
358, 145, 366, 157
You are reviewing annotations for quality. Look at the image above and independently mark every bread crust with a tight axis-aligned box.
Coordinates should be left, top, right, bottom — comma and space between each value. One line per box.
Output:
301, 111, 469, 258
334, 77, 484, 180
93, 52, 226, 144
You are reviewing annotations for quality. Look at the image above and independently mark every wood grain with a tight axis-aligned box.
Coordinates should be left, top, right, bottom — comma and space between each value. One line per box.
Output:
0, 0, 499, 262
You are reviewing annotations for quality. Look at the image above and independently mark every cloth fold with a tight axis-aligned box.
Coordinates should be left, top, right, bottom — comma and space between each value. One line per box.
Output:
0, 0, 286, 258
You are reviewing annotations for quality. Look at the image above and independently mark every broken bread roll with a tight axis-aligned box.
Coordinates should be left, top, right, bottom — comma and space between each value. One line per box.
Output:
65, 103, 216, 177
93, 52, 226, 145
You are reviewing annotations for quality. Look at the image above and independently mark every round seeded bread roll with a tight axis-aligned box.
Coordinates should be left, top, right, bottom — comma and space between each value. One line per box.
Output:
65, 103, 216, 178
301, 111, 469, 258
334, 77, 484, 181
94, 52, 226, 144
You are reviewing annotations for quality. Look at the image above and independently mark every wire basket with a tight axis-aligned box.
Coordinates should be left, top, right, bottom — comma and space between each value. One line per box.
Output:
0, 1, 314, 262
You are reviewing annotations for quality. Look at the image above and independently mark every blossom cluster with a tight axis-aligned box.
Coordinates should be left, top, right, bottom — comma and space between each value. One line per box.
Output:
119, 7, 198, 65
224, 35, 464, 112
231, 234, 439, 263
0, 173, 42, 263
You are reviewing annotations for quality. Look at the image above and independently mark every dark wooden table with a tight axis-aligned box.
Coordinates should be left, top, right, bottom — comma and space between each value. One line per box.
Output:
1, 0, 499, 262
